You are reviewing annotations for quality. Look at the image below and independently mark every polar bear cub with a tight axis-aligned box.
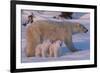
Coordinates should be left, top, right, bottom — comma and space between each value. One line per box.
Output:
35, 40, 51, 57
49, 40, 62, 57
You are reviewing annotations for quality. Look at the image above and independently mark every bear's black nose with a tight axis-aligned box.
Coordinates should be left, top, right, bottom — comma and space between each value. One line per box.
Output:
85, 29, 88, 33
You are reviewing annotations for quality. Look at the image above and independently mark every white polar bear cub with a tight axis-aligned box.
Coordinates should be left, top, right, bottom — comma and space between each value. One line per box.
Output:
35, 40, 51, 57
49, 40, 62, 57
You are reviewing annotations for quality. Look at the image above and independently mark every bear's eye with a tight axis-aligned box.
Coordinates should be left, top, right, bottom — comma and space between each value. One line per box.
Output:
80, 25, 85, 29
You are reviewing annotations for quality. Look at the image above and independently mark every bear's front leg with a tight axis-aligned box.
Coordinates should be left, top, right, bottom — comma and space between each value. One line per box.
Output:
53, 48, 58, 58
64, 37, 78, 52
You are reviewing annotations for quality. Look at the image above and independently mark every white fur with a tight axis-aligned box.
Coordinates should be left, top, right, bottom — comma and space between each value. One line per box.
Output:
35, 40, 51, 57
49, 40, 62, 57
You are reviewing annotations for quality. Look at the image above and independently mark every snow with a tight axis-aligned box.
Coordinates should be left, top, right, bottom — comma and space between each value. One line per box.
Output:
21, 48, 90, 63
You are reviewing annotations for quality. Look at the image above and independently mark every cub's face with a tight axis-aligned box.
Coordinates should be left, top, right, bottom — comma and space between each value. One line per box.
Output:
73, 23, 88, 34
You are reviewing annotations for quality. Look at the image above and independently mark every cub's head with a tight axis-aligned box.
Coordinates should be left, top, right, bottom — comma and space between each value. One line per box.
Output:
72, 23, 88, 34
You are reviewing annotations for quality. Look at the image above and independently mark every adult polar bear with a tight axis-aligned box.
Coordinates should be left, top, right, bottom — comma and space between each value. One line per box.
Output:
25, 20, 88, 57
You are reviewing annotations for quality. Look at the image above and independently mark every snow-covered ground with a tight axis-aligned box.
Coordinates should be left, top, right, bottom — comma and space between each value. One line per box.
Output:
21, 10, 90, 63
21, 49, 90, 63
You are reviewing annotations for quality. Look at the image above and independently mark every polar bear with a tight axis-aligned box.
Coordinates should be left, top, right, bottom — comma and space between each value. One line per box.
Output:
26, 20, 88, 57
35, 40, 51, 57
49, 40, 62, 57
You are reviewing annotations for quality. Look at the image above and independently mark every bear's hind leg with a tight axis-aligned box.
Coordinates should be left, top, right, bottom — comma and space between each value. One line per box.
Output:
49, 47, 53, 57
41, 48, 46, 57
26, 27, 40, 57
53, 48, 58, 58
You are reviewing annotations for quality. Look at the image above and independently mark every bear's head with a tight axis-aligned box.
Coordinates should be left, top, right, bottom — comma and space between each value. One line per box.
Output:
72, 23, 88, 34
